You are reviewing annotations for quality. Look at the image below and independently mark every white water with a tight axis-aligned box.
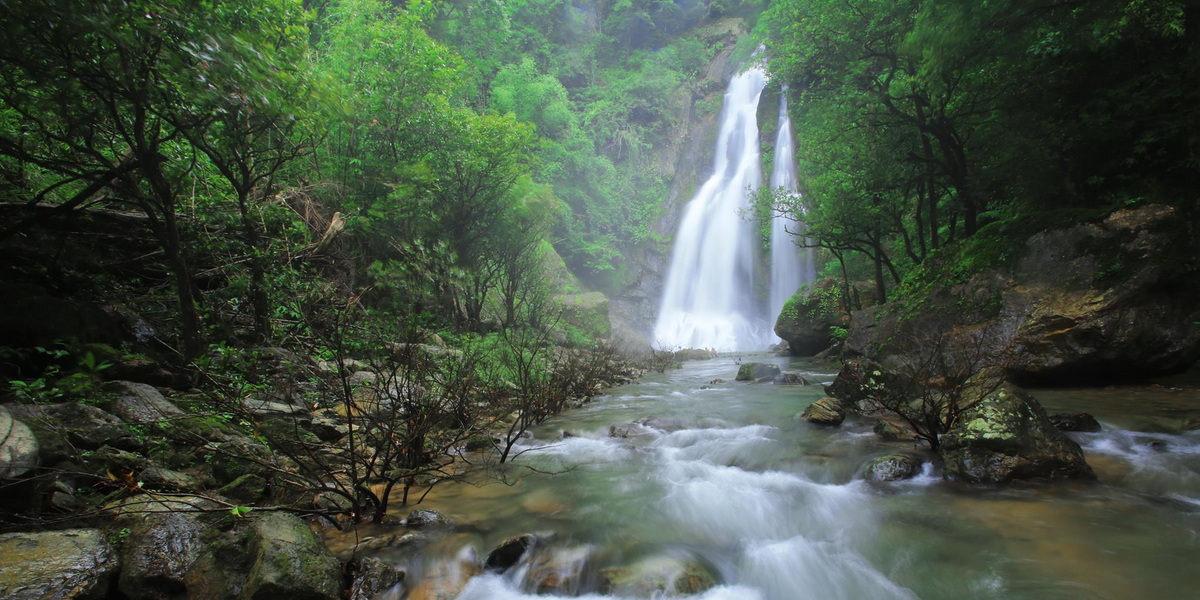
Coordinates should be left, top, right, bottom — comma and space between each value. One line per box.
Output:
654, 68, 771, 352
767, 92, 817, 331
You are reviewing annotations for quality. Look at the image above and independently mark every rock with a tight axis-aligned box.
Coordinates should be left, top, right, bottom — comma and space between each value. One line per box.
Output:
0, 529, 119, 599
0, 406, 38, 479
873, 419, 913, 441
243, 398, 306, 417
773, 371, 810, 385
522, 545, 594, 595
1048, 412, 1102, 432
773, 278, 862, 356
823, 358, 910, 408
217, 473, 270, 504
799, 397, 846, 426
599, 555, 718, 597
9, 403, 140, 460
673, 348, 713, 361
104, 381, 184, 424
138, 467, 199, 492
105, 357, 188, 389
940, 383, 1095, 484
735, 362, 781, 382
405, 508, 452, 529
209, 437, 273, 483
864, 455, 923, 481
118, 511, 205, 600
485, 534, 539, 571
843, 204, 1200, 384
243, 512, 342, 600
349, 556, 405, 600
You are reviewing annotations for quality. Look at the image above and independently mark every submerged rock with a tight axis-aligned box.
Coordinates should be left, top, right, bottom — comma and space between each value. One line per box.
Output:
735, 362, 781, 382
1048, 412, 1102, 432
799, 397, 846, 426
773, 371, 811, 385
599, 555, 718, 597
940, 383, 1095, 484
0, 529, 118, 599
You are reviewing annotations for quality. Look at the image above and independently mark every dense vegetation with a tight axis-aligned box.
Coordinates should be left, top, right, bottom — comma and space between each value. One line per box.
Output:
0, 0, 755, 525
761, 0, 1199, 305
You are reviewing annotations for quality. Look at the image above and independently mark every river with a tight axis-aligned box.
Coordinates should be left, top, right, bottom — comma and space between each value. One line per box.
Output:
332, 356, 1200, 600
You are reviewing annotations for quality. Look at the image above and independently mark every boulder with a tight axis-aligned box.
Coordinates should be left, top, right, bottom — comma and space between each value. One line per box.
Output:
485, 534, 540, 571
9, 403, 140, 460
939, 383, 1095, 484
117, 511, 205, 600
0, 529, 119, 599
348, 556, 405, 600
599, 555, 718, 597
873, 419, 914, 441
522, 545, 594, 595
864, 454, 923, 481
798, 397, 846, 426
773, 278, 850, 356
1048, 412, 1102, 432
0, 406, 38, 479
104, 381, 184, 424
735, 362, 781, 382
243, 512, 342, 600
773, 371, 811, 385
823, 358, 910, 408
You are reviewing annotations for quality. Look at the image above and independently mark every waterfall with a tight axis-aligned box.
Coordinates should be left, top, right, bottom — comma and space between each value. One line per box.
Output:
768, 92, 817, 333
653, 68, 770, 352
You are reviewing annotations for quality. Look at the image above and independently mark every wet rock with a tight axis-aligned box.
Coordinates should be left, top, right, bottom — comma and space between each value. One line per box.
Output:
522, 545, 594, 595
216, 473, 270, 505
735, 362, 781, 382
117, 511, 205, 600
209, 437, 273, 483
599, 555, 718, 597
405, 508, 452, 529
0, 529, 118, 599
485, 534, 540, 571
243, 512, 342, 600
865, 454, 922, 481
1049, 412, 1102, 432
609, 423, 647, 439
0, 406, 38, 479
349, 556, 405, 600
104, 381, 183, 424
773, 371, 811, 385
940, 383, 1095, 484
799, 397, 846, 426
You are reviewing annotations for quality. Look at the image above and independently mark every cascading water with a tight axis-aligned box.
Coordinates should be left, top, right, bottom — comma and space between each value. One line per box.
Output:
653, 68, 771, 352
767, 92, 817, 330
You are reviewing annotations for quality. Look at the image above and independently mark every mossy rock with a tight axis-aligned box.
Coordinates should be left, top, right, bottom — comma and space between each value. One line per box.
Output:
243, 512, 342, 600
734, 362, 780, 382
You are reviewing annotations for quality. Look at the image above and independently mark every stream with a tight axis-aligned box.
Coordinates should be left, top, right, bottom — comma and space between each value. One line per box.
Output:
331, 356, 1200, 599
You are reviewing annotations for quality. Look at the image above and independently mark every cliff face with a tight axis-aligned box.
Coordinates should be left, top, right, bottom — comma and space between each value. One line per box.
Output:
843, 204, 1200, 384
607, 19, 749, 346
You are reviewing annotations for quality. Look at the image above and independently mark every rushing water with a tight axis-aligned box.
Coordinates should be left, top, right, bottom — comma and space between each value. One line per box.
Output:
654, 69, 771, 352
767, 92, 816, 329
334, 358, 1200, 600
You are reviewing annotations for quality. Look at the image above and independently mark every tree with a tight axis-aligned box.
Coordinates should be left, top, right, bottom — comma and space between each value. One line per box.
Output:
0, 0, 314, 359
